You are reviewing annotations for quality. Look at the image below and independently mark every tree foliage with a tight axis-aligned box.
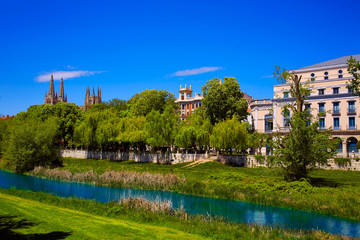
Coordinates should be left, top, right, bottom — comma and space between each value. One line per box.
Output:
210, 116, 249, 154
3, 119, 61, 173
129, 89, 177, 116
272, 111, 338, 180
145, 106, 178, 151
346, 56, 360, 96
273, 67, 338, 180
201, 77, 248, 124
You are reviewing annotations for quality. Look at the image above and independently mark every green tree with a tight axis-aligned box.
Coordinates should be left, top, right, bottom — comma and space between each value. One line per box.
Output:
273, 67, 338, 180
346, 56, 360, 95
176, 108, 212, 152
201, 77, 248, 124
117, 116, 147, 152
3, 118, 61, 173
129, 89, 177, 116
145, 105, 178, 152
272, 111, 338, 180
20, 103, 83, 146
250, 132, 268, 155
210, 116, 248, 155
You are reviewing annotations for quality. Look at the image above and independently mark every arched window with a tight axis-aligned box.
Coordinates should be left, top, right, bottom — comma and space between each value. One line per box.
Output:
347, 137, 358, 153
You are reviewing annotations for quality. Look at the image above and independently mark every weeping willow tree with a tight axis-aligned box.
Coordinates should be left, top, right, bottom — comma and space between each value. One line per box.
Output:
210, 116, 249, 155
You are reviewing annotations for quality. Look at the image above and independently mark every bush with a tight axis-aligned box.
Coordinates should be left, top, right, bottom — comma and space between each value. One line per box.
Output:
254, 154, 265, 164
3, 118, 61, 173
333, 158, 351, 167
266, 155, 276, 167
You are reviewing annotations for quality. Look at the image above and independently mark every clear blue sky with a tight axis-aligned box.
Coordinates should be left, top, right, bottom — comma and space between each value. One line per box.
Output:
1, 0, 360, 116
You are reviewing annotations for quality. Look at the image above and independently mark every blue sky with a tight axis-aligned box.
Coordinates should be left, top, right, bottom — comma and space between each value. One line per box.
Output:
1, 0, 360, 116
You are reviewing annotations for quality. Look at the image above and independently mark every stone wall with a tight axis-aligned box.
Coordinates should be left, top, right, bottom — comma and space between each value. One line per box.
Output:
60, 150, 206, 164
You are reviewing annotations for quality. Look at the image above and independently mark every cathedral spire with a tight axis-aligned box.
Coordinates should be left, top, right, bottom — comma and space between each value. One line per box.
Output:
48, 75, 55, 96
92, 86, 95, 97
59, 78, 64, 99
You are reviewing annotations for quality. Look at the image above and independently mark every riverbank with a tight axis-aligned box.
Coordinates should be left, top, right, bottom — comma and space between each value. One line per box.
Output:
0, 188, 344, 239
22, 158, 360, 221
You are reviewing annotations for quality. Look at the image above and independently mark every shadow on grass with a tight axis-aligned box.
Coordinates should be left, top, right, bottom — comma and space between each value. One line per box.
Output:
308, 177, 340, 188
0, 215, 72, 240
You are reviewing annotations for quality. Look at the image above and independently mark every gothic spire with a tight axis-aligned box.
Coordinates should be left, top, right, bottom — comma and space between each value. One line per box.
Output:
48, 75, 55, 96
59, 78, 64, 99
92, 86, 95, 97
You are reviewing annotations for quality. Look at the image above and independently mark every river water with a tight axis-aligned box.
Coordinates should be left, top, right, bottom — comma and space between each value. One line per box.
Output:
0, 169, 359, 237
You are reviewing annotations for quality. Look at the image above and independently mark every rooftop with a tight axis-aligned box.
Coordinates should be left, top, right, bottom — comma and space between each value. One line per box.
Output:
294, 54, 360, 73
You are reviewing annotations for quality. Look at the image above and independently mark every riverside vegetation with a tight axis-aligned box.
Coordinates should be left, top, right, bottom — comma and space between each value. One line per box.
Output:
27, 158, 360, 221
0, 188, 345, 240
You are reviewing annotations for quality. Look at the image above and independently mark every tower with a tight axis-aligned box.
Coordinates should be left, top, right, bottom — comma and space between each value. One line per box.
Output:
84, 86, 102, 108
44, 75, 67, 105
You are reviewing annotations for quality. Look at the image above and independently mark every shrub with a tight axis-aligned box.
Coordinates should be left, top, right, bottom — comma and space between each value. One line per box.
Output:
254, 154, 265, 164
3, 119, 61, 173
333, 157, 351, 167
266, 155, 276, 167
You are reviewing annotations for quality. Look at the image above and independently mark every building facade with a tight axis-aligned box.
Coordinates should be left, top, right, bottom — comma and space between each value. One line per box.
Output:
251, 55, 360, 157
175, 85, 203, 120
84, 86, 102, 106
44, 75, 67, 105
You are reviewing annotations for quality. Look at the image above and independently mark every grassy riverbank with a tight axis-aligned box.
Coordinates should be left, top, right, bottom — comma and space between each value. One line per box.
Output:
0, 188, 343, 239
25, 158, 360, 221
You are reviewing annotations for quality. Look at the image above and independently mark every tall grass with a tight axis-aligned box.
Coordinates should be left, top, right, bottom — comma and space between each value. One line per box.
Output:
32, 166, 186, 190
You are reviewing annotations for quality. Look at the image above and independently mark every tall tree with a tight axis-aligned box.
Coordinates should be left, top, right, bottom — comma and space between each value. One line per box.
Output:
201, 77, 248, 124
272, 67, 338, 180
3, 119, 61, 173
129, 89, 177, 116
145, 105, 178, 152
210, 116, 248, 154
346, 56, 360, 95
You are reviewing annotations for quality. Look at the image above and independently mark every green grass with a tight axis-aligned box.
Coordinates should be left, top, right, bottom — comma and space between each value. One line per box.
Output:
0, 188, 343, 240
52, 158, 360, 221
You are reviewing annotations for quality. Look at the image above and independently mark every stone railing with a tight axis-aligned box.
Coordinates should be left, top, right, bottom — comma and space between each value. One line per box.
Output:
60, 149, 206, 164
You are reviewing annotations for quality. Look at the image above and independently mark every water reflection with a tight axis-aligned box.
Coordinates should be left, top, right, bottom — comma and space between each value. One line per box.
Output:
0, 170, 359, 237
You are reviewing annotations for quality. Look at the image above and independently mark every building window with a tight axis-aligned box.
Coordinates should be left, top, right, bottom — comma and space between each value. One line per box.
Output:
319, 103, 325, 113
336, 139, 343, 153
349, 117, 356, 130
324, 71, 328, 76
311, 73, 315, 81
333, 88, 339, 94
199, 103, 201, 107
324, 72, 328, 80
348, 87, 354, 94
182, 104, 185, 109
305, 104, 311, 112
265, 115, 273, 132
324, 76, 328, 80
283, 110, 290, 127
318, 89, 325, 95
348, 138, 358, 153
338, 69, 343, 78
348, 101, 356, 113
333, 102, 340, 113
319, 118, 325, 129
283, 92, 289, 98
192, 103, 194, 108
333, 118, 340, 130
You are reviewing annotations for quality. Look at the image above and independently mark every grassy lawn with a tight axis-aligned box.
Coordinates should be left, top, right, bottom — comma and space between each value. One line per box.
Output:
0, 190, 205, 240
0, 188, 343, 240
49, 158, 360, 221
